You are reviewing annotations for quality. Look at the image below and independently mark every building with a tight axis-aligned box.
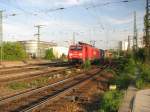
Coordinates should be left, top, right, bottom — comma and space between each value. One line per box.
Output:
118, 41, 128, 51
118, 38, 144, 51
19, 40, 57, 58
52, 46, 69, 59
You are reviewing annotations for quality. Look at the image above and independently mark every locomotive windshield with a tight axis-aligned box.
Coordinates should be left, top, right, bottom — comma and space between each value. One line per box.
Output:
70, 46, 82, 50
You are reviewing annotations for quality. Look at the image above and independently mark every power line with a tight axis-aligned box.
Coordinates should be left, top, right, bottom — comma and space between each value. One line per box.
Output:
43, 0, 136, 13
86, 0, 136, 9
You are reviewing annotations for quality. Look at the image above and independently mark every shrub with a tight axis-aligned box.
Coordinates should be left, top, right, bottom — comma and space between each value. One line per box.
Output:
115, 74, 132, 89
134, 48, 146, 63
112, 58, 136, 90
140, 64, 150, 82
136, 79, 145, 89
45, 48, 55, 60
83, 59, 91, 70
135, 64, 150, 89
99, 90, 123, 112
0, 42, 27, 60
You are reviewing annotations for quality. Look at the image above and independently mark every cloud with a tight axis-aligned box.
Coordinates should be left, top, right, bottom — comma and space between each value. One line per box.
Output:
106, 17, 132, 25
65, 0, 80, 5
3, 18, 89, 42
15, 0, 84, 8
3, 22, 34, 41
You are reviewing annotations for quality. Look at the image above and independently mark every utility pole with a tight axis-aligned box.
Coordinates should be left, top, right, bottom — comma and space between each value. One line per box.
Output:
127, 35, 130, 51
34, 25, 43, 58
145, 0, 150, 61
73, 32, 75, 45
0, 11, 3, 65
133, 11, 138, 53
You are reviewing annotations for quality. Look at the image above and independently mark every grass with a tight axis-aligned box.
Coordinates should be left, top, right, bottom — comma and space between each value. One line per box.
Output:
135, 63, 150, 89
98, 58, 132, 112
99, 90, 123, 112
7, 82, 30, 90
98, 58, 150, 112
7, 77, 49, 90
83, 59, 91, 70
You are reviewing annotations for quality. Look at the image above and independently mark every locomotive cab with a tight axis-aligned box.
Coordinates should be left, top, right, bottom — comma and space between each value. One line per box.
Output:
68, 45, 84, 63
68, 42, 101, 64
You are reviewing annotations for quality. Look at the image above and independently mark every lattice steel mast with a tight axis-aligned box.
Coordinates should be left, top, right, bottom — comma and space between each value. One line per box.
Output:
133, 11, 138, 52
145, 0, 150, 61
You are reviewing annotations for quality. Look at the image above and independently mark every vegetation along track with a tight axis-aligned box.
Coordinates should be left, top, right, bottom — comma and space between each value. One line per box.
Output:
0, 64, 109, 112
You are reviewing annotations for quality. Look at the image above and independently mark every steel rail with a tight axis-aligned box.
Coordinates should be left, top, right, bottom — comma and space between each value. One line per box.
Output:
20, 66, 107, 112
0, 67, 70, 83
0, 68, 93, 105
20, 69, 103, 112
0, 65, 108, 112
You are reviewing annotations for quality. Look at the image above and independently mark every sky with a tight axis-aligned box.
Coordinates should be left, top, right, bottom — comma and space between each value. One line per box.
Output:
0, 0, 146, 49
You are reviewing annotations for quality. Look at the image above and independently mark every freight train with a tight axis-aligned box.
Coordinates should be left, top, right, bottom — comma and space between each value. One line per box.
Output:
68, 42, 105, 63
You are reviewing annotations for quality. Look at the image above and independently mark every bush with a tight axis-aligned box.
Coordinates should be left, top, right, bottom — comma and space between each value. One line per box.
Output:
115, 74, 132, 89
136, 79, 145, 89
111, 58, 136, 90
44, 48, 55, 60
140, 64, 150, 82
99, 90, 123, 112
60, 53, 67, 61
0, 42, 27, 60
83, 59, 91, 70
135, 64, 150, 89
133, 48, 146, 63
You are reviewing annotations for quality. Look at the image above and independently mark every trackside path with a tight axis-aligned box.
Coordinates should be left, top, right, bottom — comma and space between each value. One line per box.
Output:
132, 89, 150, 112
118, 86, 137, 112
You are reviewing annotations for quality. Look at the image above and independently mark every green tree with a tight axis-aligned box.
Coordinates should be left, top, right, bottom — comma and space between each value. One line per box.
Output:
44, 48, 55, 60
0, 42, 27, 60
135, 48, 146, 63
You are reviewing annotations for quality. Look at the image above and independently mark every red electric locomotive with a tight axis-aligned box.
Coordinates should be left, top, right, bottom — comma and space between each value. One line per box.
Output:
68, 42, 101, 63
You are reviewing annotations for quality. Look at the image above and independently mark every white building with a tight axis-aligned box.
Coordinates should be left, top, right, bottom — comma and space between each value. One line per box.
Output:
118, 38, 144, 51
118, 41, 128, 51
19, 40, 57, 58
52, 46, 69, 59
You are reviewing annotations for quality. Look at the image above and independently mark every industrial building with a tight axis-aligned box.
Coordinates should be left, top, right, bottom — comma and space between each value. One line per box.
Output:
19, 40, 57, 58
118, 38, 143, 51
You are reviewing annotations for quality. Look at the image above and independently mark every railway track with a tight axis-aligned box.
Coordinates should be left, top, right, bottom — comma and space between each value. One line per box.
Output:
0, 64, 108, 112
0, 62, 73, 84
0, 61, 69, 75
0, 66, 73, 84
